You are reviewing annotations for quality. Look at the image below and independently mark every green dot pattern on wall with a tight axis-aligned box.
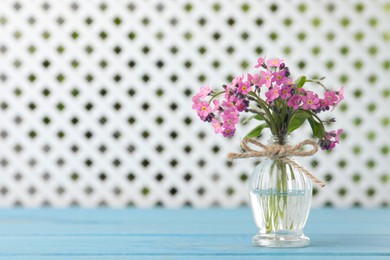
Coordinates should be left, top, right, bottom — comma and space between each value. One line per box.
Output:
0, 0, 389, 207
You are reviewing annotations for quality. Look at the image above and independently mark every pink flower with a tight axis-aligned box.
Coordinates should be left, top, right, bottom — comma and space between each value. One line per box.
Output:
247, 73, 261, 87
279, 85, 292, 100
221, 109, 239, 137
259, 71, 272, 88
338, 86, 344, 103
223, 87, 233, 99
296, 88, 306, 95
332, 129, 343, 143
212, 99, 220, 112
192, 97, 200, 110
318, 99, 329, 111
212, 119, 222, 134
254, 57, 265, 68
199, 85, 211, 96
285, 78, 294, 86
230, 74, 244, 88
222, 109, 239, 127
267, 58, 283, 68
265, 85, 281, 103
194, 101, 212, 121
235, 99, 249, 112
272, 71, 287, 85
222, 96, 237, 109
222, 126, 236, 137
329, 86, 344, 111
324, 91, 338, 106
288, 94, 301, 109
319, 129, 343, 150
192, 85, 211, 103
237, 82, 252, 95
331, 86, 344, 109
301, 92, 320, 110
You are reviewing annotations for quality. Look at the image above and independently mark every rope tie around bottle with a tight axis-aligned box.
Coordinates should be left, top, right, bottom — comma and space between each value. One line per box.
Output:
227, 138, 326, 188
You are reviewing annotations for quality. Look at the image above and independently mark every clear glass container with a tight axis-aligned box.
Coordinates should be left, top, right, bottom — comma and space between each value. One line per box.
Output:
249, 135, 312, 247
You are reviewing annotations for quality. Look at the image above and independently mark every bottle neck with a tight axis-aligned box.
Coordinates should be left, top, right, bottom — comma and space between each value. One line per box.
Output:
268, 135, 291, 145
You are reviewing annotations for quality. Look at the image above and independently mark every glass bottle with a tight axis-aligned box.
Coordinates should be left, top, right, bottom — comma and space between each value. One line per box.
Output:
249, 135, 312, 247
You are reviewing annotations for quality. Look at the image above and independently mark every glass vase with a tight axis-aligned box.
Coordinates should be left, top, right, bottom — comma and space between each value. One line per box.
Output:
249, 135, 312, 247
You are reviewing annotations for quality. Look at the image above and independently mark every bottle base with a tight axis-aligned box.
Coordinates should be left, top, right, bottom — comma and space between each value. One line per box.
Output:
252, 233, 310, 248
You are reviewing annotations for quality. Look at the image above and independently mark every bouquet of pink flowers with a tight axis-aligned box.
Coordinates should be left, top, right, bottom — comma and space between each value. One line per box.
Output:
192, 57, 344, 150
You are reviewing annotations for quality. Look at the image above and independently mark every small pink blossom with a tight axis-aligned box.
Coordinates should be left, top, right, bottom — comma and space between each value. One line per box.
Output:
235, 99, 249, 112
212, 119, 222, 134
192, 85, 211, 103
254, 57, 266, 68
247, 73, 261, 87
221, 109, 239, 137
222, 96, 237, 109
285, 78, 294, 86
267, 58, 283, 68
212, 99, 220, 112
237, 82, 252, 95
324, 91, 338, 106
338, 86, 344, 103
296, 88, 306, 95
222, 109, 239, 127
334, 86, 344, 106
221, 126, 236, 137
194, 101, 212, 121
318, 99, 329, 111
330, 86, 344, 111
301, 92, 320, 110
279, 86, 292, 100
265, 86, 281, 103
332, 129, 343, 143
230, 74, 244, 88
199, 85, 211, 96
272, 71, 287, 85
192, 97, 200, 110
288, 94, 301, 109
223, 87, 233, 99
320, 129, 343, 150
259, 71, 272, 88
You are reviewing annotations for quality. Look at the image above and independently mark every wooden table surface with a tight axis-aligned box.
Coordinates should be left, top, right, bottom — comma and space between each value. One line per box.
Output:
0, 208, 388, 259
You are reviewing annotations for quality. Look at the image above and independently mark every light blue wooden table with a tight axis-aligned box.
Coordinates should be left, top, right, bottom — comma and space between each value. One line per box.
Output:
0, 208, 388, 259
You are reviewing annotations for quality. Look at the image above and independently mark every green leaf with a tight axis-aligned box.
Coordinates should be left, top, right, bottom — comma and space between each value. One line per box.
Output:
245, 123, 268, 138
295, 75, 306, 88
308, 116, 325, 138
288, 110, 311, 133
241, 114, 265, 125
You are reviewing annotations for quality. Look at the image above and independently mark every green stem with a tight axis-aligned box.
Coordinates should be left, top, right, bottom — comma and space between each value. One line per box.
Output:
311, 112, 323, 123
279, 100, 289, 136
286, 108, 298, 130
280, 160, 288, 219
311, 112, 327, 132
266, 162, 276, 233
266, 159, 289, 234
306, 79, 328, 90
248, 91, 277, 135
208, 90, 225, 104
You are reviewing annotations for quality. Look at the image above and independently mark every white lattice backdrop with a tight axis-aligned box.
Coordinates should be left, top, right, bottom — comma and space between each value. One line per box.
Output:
0, 0, 389, 207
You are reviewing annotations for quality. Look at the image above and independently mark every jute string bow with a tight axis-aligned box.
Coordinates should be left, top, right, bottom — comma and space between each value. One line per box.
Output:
227, 138, 325, 188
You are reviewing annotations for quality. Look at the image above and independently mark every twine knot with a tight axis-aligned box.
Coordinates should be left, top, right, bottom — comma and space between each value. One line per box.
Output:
227, 138, 325, 188
263, 144, 290, 159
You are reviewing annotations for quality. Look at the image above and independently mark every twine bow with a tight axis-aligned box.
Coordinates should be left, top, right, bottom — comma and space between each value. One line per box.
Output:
227, 138, 325, 188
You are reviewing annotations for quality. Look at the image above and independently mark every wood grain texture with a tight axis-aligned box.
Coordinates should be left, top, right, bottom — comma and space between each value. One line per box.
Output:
0, 209, 388, 259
